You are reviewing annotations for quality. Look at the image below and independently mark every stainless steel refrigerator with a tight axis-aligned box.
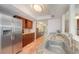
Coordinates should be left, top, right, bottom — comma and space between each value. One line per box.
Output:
0, 13, 22, 54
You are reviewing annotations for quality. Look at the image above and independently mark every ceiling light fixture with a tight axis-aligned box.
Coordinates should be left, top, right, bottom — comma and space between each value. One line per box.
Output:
33, 4, 42, 12
31, 4, 47, 13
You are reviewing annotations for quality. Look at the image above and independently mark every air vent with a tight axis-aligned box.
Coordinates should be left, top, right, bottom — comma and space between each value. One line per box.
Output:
51, 15, 55, 18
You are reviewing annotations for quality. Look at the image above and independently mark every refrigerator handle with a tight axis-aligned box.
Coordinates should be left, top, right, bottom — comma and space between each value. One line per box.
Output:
11, 33, 14, 40
11, 34, 12, 40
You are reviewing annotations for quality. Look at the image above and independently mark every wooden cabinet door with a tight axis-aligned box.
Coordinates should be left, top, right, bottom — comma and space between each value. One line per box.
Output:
77, 19, 79, 35
26, 20, 32, 29
22, 33, 34, 47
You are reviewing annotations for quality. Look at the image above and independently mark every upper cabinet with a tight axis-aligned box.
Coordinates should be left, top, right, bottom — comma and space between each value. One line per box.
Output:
26, 20, 32, 29
22, 19, 26, 28
77, 19, 79, 35
13, 15, 33, 29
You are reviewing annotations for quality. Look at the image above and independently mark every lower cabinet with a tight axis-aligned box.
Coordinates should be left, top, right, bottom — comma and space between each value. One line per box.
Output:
22, 33, 35, 47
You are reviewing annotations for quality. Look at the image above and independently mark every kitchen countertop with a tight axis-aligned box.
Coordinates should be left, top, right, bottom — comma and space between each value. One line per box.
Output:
22, 32, 35, 35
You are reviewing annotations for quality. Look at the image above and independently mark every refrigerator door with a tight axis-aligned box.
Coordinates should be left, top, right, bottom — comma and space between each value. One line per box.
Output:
0, 14, 22, 54
0, 22, 2, 53
12, 18, 22, 53
1, 27, 12, 54
0, 14, 13, 54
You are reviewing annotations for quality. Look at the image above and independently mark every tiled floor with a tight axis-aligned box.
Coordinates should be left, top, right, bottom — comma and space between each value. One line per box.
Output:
19, 36, 44, 54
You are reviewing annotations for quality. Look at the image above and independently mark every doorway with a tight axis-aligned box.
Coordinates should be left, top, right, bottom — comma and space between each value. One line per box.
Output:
36, 20, 48, 39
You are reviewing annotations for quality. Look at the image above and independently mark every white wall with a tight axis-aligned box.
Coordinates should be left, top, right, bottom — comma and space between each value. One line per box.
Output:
47, 19, 62, 34
61, 5, 79, 42
61, 15, 65, 33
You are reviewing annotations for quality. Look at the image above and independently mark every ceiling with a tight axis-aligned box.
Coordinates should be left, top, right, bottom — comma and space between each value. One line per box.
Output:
13, 4, 69, 20
76, 4, 79, 16
0, 4, 35, 20
1, 4, 79, 20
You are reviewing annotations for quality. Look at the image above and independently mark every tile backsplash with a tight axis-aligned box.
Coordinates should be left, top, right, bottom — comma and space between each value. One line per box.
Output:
24, 29, 31, 33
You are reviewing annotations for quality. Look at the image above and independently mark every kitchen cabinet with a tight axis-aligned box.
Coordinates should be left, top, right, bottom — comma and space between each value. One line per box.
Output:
22, 19, 27, 28
77, 19, 79, 35
22, 33, 35, 47
13, 15, 33, 29
26, 20, 33, 29
13, 15, 34, 47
